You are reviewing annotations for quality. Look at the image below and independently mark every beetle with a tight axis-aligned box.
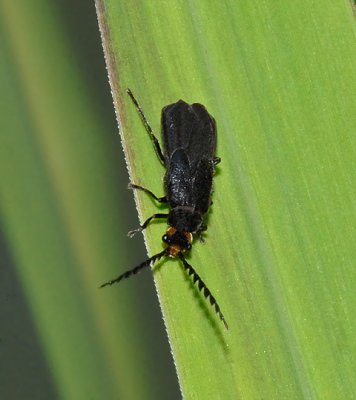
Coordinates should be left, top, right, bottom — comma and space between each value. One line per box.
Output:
101, 89, 227, 329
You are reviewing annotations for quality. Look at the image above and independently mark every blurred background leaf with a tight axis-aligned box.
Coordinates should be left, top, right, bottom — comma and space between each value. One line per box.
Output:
0, 1, 179, 399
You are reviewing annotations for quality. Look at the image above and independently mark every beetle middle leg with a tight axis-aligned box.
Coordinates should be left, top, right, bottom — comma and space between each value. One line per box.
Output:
128, 213, 168, 238
128, 183, 167, 203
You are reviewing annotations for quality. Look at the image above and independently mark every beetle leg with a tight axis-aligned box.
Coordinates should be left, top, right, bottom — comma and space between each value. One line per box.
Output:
128, 213, 168, 238
127, 88, 166, 165
128, 183, 168, 203
196, 223, 207, 243
213, 156, 221, 165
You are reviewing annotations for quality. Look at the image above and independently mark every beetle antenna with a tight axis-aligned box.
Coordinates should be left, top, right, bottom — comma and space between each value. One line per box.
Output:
100, 249, 167, 288
179, 254, 228, 329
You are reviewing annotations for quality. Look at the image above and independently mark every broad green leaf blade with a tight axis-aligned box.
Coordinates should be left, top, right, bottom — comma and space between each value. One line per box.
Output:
97, 0, 356, 398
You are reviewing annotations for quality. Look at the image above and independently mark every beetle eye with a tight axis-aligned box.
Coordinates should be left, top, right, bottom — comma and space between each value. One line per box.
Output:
162, 235, 168, 242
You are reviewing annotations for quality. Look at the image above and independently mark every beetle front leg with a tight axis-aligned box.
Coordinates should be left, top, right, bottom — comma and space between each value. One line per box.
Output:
128, 213, 169, 238
196, 223, 207, 243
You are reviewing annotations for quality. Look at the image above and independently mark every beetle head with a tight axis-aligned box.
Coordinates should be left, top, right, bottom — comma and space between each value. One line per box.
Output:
162, 227, 193, 257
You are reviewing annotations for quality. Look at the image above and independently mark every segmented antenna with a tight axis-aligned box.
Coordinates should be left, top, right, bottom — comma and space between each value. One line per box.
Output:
179, 254, 228, 329
126, 88, 165, 165
100, 249, 167, 288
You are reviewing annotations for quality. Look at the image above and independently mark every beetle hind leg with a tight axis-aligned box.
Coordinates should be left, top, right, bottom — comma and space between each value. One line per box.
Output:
126, 88, 166, 165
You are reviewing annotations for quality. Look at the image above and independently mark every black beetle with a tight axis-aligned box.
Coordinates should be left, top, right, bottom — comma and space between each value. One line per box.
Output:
101, 89, 227, 329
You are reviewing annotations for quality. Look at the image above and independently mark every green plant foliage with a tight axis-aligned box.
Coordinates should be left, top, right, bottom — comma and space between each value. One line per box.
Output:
96, 0, 356, 398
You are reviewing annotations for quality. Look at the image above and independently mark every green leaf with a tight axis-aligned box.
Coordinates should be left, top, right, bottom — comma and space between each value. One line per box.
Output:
97, 0, 356, 398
